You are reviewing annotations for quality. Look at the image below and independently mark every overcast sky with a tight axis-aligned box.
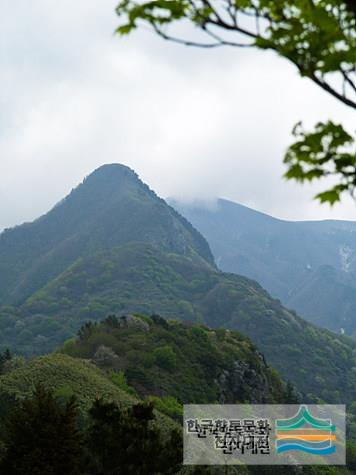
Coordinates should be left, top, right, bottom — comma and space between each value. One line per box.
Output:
1, 0, 356, 232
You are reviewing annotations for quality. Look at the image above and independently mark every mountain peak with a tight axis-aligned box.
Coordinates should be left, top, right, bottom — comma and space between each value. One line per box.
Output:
81, 163, 142, 191
87, 163, 137, 180
0, 164, 215, 304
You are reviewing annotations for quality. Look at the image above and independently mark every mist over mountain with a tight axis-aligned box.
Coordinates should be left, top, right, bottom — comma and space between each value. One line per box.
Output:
0, 165, 356, 404
170, 198, 356, 338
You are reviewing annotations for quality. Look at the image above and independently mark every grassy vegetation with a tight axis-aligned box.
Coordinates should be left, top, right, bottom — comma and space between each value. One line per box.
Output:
0, 353, 135, 412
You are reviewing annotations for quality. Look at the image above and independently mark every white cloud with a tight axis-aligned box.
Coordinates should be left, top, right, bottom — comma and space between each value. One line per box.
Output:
0, 0, 355, 231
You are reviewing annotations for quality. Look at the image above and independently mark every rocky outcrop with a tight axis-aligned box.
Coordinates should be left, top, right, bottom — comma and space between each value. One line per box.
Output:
118, 315, 150, 332
216, 360, 270, 404
93, 345, 120, 368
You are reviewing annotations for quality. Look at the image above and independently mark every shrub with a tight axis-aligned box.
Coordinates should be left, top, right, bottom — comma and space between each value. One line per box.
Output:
110, 371, 137, 397
153, 346, 176, 370
148, 396, 182, 421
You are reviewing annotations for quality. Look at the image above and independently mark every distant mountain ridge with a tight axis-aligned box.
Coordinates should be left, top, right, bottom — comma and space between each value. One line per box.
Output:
170, 198, 356, 338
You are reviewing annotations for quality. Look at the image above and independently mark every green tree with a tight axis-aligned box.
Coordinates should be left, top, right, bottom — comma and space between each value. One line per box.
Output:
0, 385, 82, 475
0, 348, 12, 374
346, 441, 356, 471
78, 321, 98, 341
284, 380, 301, 404
86, 398, 182, 475
153, 344, 177, 369
116, 1, 356, 204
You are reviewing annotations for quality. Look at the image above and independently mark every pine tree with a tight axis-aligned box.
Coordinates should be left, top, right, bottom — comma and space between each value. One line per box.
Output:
0, 349, 12, 374
86, 398, 182, 475
285, 381, 301, 404
0, 385, 82, 475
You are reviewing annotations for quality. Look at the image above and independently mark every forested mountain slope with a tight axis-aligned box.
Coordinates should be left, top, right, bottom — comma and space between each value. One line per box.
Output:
61, 314, 291, 406
2, 242, 355, 403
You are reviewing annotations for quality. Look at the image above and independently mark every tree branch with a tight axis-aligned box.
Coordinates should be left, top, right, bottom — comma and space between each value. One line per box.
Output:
309, 72, 356, 110
152, 24, 253, 48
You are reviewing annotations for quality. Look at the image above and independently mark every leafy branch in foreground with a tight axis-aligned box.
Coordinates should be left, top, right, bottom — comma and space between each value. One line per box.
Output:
284, 121, 356, 204
116, 1, 356, 205
116, 1, 356, 110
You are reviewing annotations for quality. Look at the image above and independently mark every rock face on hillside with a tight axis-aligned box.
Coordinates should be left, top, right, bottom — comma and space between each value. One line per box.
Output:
118, 315, 150, 332
93, 345, 120, 367
216, 360, 270, 404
